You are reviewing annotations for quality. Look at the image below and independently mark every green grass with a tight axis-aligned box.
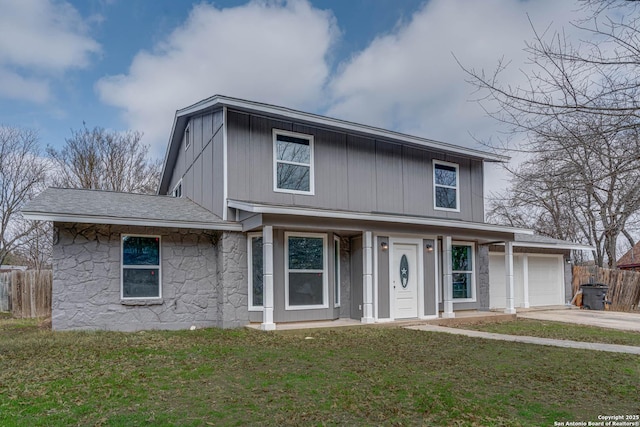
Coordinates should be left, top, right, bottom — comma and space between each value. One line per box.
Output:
459, 318, 640, 347
0, 318, 638, 426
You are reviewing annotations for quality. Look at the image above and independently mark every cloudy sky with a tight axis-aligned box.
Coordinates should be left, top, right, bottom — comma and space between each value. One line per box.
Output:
0, 0, 588, 192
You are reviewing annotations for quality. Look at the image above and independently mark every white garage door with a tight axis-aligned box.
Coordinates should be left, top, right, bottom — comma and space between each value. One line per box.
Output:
489, 253, 564, 309
527, 255, 564, 307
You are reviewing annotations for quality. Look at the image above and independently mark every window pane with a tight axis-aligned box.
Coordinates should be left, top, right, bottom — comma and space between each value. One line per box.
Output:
123, 268, 160, 298
252, 237, 263, 306
276, 136, 310, 163
123, 236, 159, 266
289, 237, 323, 270
435, 164, 457, 186
452, 245, 472, 271
289, 272, 324, 306
452, 273, 471, 299
435, 187, 457, 209
277, 163, 310, 192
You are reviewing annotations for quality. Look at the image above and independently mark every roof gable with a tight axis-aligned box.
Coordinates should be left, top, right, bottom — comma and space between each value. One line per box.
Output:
158, 95, 510, 194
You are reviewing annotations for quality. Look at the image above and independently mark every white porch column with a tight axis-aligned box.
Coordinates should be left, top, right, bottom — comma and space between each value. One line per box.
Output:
505, 241, 516, 314
261, 226, 276, 331
442, 235, 455, 318
522, 254, 530, 308
361, 231, 375, 323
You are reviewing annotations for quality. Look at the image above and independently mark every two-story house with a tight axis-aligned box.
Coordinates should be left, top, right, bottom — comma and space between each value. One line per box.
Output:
23, 95, 590, 331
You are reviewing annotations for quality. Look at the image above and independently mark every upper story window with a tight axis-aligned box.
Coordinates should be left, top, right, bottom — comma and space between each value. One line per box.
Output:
433, 160, 459, 211
273, 129, 314, 195
184, 124, 191, 150
121, 235, 161, 299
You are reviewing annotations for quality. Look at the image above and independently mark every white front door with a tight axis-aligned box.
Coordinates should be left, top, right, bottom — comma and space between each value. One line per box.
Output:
392, 242, 419, 319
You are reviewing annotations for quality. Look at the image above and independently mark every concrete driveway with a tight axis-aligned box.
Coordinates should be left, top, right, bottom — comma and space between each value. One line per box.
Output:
518, 308, 640, 332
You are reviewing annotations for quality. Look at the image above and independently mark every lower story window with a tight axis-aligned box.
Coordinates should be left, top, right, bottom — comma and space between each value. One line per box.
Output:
452, 242, 474, 300
122, 235, 161, 299
286, 233, 327, 309
248, 234, 263, 309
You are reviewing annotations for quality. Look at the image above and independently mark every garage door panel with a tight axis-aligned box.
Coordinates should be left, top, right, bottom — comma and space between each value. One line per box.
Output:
527, 255, 563, 306
489, 254, 506, 309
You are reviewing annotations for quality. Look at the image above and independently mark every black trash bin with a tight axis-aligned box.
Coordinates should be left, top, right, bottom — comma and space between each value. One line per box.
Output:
580, 284, 609, 310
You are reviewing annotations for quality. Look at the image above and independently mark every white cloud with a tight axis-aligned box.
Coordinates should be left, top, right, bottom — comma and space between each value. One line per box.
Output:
329, 0, 581, 141
0, 69, 50, 103
327, 0, 586, 195
96, 0, 338, 156
0, 0, 100, 103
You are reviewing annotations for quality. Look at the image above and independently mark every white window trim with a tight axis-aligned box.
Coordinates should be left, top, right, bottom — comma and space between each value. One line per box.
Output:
121, 234, 162, 300
433, 159, 460, 212
285, 232, 328, 310
184, 123, 191, 150
273, 129, 315, 195
247, 232, 263, 311
172, 180, 182, 198
452, 241, 476, 303
334, 235, 341, 308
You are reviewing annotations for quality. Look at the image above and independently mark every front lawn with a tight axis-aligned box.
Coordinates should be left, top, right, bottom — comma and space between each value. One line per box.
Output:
0, 318, 638, 426
459, 318, 640, 347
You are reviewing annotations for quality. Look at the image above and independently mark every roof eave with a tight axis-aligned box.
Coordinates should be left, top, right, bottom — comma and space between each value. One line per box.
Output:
494, 241, 595, 251
22, 211, 242, 231
228, 199, 532, 235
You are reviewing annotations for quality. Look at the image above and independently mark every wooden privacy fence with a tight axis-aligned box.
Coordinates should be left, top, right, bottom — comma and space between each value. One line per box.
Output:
572, 265, 640, 312
0, 270, 52, 318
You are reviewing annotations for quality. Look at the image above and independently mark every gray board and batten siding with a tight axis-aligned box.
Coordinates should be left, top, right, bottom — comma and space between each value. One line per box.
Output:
226, 110, 485, 221
168, 110, 225, 218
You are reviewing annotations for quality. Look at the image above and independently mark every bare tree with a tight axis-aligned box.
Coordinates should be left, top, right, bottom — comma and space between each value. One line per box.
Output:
462, 1, 640, 267
14, 220, 52, 271
0, 126, 47, 266
47, 125, 161, 194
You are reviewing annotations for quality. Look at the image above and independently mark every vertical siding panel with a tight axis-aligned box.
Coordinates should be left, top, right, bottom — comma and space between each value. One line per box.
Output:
457, 157, 473, 221
347, 135, 376, 212
201, 113, 214, 211
375, 141, 403, 213
402, 146, 431, 216
212, 117, 224, 217
202, 142, 214, 212
193, 115, 203, 155
227, 111, 250, 203
194, 156, 203, 205
471, 160, 485, 222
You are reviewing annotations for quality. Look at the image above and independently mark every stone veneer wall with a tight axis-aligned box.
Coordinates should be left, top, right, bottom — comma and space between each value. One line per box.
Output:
52, 223, 248, 331
215, 231, 248, 328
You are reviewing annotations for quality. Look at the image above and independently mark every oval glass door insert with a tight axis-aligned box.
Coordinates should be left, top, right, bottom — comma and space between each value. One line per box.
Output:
400, 254, 409, 288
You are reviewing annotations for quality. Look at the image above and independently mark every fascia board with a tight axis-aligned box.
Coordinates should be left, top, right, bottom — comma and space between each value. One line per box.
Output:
21, 211, 242, 231
227, 200, 533, 235
176, 95, 509, 163
493, 241, 595, 251
513, 241, 594, 251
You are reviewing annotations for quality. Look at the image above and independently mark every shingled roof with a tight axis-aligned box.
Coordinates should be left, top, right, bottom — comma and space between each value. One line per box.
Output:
617, 242, 640, 268
22, 188, 241, 231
